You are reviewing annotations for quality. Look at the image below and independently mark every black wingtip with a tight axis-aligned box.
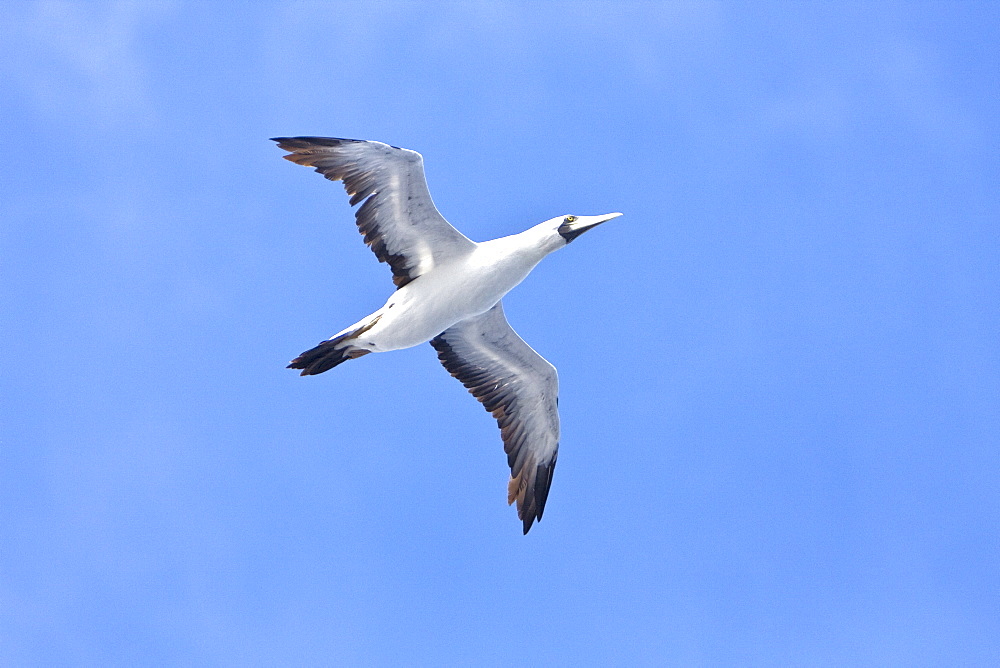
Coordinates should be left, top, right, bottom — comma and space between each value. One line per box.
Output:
270, 136, 362, 147
521, 461, 556, 534
535, 460, 556, 520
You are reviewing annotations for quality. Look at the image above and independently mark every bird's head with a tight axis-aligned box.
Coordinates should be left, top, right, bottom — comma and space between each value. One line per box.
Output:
520, 212, 623, 257
554, 212, 623, 244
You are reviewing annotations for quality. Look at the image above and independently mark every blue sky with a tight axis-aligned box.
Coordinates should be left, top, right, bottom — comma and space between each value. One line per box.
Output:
2, 1, 998, 665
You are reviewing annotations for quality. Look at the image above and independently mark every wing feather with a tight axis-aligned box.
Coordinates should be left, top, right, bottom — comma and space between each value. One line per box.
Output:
431, 302, 559, 534
272, 137, 476, 287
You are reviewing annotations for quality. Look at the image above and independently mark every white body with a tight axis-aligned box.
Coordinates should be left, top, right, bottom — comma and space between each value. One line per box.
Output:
336, 223, 566, 352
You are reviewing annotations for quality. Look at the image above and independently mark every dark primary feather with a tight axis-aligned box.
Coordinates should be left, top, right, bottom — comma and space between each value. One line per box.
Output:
431, 302, 560, 534
271, 137, 475, 288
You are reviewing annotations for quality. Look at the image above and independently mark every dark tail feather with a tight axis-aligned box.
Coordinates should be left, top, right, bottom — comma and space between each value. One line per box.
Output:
287, 340, 368, 375
288, 316, 381, 376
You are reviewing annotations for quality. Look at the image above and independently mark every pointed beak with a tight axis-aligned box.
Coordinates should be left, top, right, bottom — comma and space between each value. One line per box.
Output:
558, 212, 623, 243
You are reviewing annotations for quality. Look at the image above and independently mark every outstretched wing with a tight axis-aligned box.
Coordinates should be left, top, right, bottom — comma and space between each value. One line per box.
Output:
431, 302, 560, 534
272, 137, 476, 288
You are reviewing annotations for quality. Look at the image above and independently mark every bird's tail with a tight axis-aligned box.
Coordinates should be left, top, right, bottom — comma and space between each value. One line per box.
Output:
287, 316, 381, 376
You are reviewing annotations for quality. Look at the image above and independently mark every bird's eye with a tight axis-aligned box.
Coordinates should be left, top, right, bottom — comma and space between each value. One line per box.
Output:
564, 216, 577, 223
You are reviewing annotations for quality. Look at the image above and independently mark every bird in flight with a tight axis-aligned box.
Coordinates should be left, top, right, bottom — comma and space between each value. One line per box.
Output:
272, 137, 621, 533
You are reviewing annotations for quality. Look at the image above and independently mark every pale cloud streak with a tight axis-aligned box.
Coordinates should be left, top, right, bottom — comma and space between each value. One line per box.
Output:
1, 0, 173, 129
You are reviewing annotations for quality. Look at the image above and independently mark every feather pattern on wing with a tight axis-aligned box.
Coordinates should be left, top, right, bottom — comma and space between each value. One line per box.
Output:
272, 137, 476, 287
431, 302, 559, 534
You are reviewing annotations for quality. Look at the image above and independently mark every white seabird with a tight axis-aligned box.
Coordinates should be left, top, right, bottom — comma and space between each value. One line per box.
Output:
273, 136, 622, 533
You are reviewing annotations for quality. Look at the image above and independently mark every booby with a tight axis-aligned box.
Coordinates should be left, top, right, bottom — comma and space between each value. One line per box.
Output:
272, 136, 621, 533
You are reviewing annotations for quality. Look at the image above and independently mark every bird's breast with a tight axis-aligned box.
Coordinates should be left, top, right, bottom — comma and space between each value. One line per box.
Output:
366, 249, 541, 351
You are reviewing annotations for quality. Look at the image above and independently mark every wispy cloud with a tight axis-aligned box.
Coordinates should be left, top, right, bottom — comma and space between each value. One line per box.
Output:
744, 17, 983, 147
1, 0, 173, 129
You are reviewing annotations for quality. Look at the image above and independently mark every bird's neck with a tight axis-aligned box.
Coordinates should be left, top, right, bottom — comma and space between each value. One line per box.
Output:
466, 227, 556, 294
